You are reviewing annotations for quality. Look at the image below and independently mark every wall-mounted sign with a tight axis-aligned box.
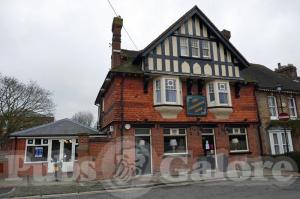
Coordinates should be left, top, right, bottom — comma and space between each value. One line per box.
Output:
186, 96, 207, 116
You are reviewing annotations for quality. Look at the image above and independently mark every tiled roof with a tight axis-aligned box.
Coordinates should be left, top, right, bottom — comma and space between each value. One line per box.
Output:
110, 49, 142, 74
241, 63, 300, 92
10, 118, 102, 137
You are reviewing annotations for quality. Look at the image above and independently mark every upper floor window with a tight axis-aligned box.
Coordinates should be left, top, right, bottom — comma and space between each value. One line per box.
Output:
180, 38, 189, 56
202, 40, 210, 58
267, 96, 278, 120
154, 76, 182, 105
206, 81, 231, 107
191, 39, 200, 57
288, 97, 297, 119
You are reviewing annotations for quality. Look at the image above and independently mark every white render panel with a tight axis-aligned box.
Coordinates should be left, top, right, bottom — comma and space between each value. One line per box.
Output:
157, 58, 162, 71
193, 63, 201, 74
172, 36, 178, 56
182, 61, 190, 73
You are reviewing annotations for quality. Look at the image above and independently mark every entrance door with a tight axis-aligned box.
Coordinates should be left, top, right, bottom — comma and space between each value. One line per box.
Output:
48, 139, 76, 173
135, 129, 152, 175
202, 129, 217, 170
48, 140, 61, 173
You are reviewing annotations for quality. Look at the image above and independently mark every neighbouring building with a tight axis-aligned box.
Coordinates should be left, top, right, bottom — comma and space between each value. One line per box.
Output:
241, 63, 300, 155
95, 6, 261, 176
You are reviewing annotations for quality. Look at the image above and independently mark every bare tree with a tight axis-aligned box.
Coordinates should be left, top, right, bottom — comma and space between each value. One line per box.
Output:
71, 111, 94, 127
0, 74, 55, 137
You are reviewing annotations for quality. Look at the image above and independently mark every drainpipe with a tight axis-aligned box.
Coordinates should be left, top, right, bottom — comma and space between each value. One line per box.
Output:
254, 87, 264, 156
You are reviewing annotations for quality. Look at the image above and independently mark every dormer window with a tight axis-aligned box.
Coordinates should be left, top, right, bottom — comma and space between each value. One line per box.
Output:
180, 38, 189, 56
202, 40, 210, 58
153, 76, 182, 105
191, 39, 200, 57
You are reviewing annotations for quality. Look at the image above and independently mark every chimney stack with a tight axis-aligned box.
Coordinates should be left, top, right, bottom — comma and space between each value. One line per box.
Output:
275, 63, 298, 80
111, 16, 123, 68
221, 29, 231, 40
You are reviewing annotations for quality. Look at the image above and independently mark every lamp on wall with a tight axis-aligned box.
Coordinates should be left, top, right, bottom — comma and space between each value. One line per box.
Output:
170, 139, 178, 153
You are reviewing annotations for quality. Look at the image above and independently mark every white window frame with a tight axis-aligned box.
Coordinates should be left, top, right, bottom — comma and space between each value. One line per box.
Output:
191, 39, 200, 58
25, 138, 49, 163
206, 81, 232, 107
288, 97, 297, 119
180, 37, 189, 56
269, 130, 293, 155
163, 128, 188, 155
202, 40, 211, 58
228, 128, 249, 153
153, 76, 182, 105
268, 96, 278, 120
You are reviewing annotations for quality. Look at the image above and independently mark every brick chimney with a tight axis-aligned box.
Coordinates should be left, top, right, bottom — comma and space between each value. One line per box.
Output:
111, 16, 123, 68
221, 29, 231, 40
275, 63, 298, 80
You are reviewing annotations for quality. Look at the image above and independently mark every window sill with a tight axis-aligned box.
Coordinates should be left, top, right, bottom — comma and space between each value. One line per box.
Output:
163, 153, 190, 157
229, 151, 251, 155
24, 161, 48, 164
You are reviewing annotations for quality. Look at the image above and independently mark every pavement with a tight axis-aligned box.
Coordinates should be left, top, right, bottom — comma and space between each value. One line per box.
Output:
0, 169, 299, 198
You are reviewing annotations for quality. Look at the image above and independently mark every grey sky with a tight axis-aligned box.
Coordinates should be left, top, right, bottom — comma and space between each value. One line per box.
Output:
0, 0, 299, 120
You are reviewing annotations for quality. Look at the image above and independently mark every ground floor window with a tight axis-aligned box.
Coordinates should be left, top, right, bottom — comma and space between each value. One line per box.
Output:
269, 130, 293, 155
228, 128, 249, 152
163, 128, 187, 154
25, 138, 49, 162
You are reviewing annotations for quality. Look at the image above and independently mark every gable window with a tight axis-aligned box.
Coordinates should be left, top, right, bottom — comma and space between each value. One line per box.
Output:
228, 128, 249, 152
164, 128, 187, 154
269, 130, 293, 155
268, 96, 278, 120
25, 139, 49, 162
206, 81, 231, 107
191, 39, 200, 57
180, 38, 189, 56
154, 76, 182, 105
288, 97, 297, 119
202, 40, 210, 58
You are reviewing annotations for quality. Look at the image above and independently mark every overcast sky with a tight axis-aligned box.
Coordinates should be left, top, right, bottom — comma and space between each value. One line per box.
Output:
0, 0, 299, 121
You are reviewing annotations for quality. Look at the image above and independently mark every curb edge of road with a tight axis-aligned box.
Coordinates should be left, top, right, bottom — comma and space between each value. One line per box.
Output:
3, 175, 300, 199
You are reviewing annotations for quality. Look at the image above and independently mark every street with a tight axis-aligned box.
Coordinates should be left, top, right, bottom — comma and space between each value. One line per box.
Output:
52, 178, 300, 199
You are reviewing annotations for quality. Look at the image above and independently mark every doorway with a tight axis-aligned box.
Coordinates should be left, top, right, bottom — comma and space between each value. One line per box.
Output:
135, 129, 152, 175
201, 129, 217, 170
48, 139, 77, 173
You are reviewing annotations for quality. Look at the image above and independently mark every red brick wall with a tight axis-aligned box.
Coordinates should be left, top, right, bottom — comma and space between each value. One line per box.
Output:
102, 76, 258, 127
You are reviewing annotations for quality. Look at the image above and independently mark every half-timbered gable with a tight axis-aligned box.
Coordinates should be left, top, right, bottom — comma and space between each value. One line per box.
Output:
142, 6, 248, 79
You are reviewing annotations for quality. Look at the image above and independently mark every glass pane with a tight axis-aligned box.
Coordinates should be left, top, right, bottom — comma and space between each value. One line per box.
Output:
164, 136, 186, 153
219, 93, 228, 104
166, 90, 177, 102
268, 96, 275, 106
35, 139, 41, 145
192, 48, 199, 57
135, 128, 150, 135
63, 140, 72, 162
156, 90, 161, 103
51, 140, 60, 162
75, 145, 78, 160
269, 107, 276, 117
229, 135, 248, 151
274, 145, 280, 154
26, 146, 48, 162
273, 134, 279, 144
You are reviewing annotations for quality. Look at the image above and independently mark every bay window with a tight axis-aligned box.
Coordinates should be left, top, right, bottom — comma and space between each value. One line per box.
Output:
268, 96, 278, 120
269, 130, 293, 155
228, 128, 249, 152
164, 128, 187, 154
206, 81, 231, 107
153, 76, 182, 105
25, 138, 49, 162
288, 97, 297, 119
180, 38, 189, 56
